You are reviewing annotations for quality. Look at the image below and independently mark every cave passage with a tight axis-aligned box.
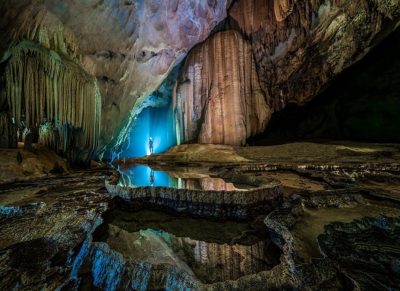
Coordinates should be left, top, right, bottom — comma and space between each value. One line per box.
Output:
119, 102, 177, 159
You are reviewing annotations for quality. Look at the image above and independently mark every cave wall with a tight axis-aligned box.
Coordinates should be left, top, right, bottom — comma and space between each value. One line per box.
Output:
0, 113, 17, 149
230, 0, 400, 109
174, 30, 270, 145
1, 0, 399, 158
0, 39, 101, 163
0, 0, 231, 160
254, 27, 400, 144
174, 0, 400, 145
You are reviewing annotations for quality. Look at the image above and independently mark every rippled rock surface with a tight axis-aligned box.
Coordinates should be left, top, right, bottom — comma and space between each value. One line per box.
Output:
319, 216, 400, 290
0, 171, 110, 290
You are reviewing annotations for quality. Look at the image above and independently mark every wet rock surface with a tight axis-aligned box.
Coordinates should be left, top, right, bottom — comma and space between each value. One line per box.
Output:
0, 170, 110, 290
319, 216, 400, 290
1, 142, 400, 290
79, 209, 281, 288
106, 170, 282, 219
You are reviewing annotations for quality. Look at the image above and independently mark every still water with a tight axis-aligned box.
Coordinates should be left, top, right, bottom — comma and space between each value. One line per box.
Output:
94, 208, 281, 284
117, 164, 253, 191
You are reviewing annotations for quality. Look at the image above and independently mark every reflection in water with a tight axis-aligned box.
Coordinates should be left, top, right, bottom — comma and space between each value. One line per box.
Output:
148, 229, 274, 283
180, 178, 248, 191
176, 236, 275, 283
118, 164, 253, 191
118, 165, 178, 188
149, 170, 155, 186
95, 209, 281, 284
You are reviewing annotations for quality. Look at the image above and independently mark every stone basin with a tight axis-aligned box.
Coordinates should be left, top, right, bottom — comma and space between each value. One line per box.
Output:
106, 165, 283, 219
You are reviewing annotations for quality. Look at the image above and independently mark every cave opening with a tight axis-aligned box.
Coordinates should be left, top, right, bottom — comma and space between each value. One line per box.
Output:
118, 102, 177, 159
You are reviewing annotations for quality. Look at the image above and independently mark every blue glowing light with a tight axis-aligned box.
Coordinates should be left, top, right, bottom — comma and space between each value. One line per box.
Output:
119, 102, 176, 159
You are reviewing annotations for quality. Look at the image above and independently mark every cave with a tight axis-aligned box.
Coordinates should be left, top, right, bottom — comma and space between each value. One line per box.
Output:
1, 1, 400, 290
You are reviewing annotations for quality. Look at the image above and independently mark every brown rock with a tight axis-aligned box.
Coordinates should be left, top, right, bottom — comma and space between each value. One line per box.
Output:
174, 30, 271, 145
173, 0, 400, 146
230, 0, 400, 111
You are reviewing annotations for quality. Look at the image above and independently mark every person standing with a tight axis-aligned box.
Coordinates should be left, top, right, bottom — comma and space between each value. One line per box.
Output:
149, 137, 154, 154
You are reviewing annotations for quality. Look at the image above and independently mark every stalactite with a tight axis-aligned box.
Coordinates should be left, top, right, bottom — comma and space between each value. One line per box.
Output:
1, 40, 101, 162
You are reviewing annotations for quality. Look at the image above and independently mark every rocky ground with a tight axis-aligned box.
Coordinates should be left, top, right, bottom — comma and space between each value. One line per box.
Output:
1, 141, 400, 290
131, 141, 400, 166
0, 170, 111, 290
0, 143, 70, 185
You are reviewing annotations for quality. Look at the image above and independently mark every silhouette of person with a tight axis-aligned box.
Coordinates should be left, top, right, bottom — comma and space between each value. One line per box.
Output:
149, 169, 155, 186
149, 137, 154, 154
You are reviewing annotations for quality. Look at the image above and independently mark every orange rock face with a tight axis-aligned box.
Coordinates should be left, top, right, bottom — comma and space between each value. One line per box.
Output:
174, 30, 271, 145
230, 0, 400, 110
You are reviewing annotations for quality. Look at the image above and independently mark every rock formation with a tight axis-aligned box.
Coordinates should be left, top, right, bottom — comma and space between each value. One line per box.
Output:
0, 0, 231, 159
105, 174, 282, 219
1, 40, 101, 162
0, 113, 17, 149
1, 141, 400, 290
255, 28, 400, 144
78, 223, 280, 289
0, 172, 110, 290
174, 0, 400, 145
1, 0, 399, 157
230, 0, 400, 108
174, 30, 270, 145
319, 216, 400, 290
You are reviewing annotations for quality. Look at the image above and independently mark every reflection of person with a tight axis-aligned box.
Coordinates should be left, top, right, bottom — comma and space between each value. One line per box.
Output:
149, 137, 154, 154
149, 169, 155, 186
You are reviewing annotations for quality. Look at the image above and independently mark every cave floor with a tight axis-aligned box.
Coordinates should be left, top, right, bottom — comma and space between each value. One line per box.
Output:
131, 141, 400, 165
1, 141, 400, 290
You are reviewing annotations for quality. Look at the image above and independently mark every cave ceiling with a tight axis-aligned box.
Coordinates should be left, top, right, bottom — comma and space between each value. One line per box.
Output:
0, 0, 399, 158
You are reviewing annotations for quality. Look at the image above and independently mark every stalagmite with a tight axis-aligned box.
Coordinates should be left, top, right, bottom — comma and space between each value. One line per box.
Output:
1, 40, 101, 162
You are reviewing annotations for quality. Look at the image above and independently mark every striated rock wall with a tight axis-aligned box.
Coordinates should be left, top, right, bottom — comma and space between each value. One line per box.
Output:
230, 0, 400, 110
174, 0, 400, 146
174, 30, 270, 145
105, 177, 282, 219
0, 113, 17, 149
0, 40, 101, 162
